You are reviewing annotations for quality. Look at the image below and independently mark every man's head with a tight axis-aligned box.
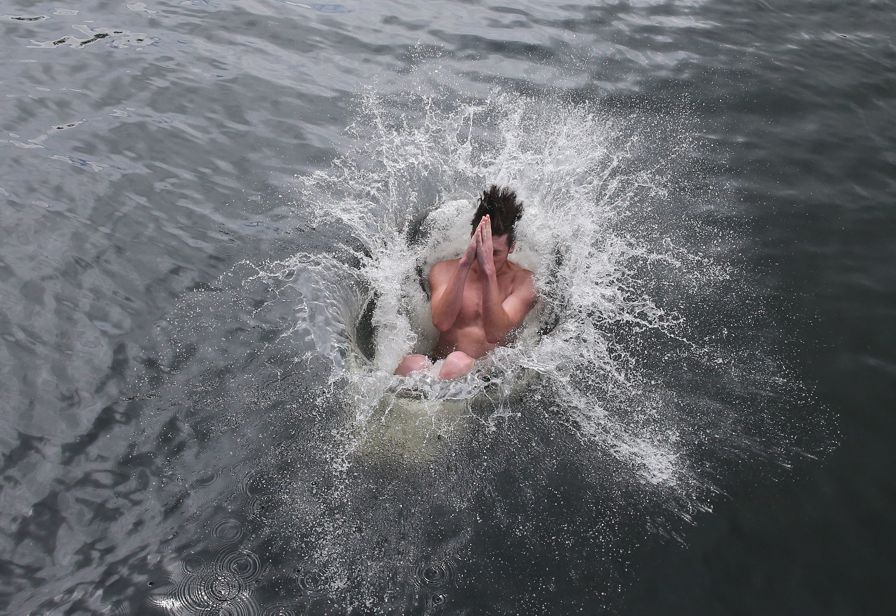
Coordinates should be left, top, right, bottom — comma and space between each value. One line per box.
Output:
471, 185, 524, 248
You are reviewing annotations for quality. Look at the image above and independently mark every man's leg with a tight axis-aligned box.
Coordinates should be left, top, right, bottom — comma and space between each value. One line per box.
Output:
395, 354, 432, 376
438, 351, 475, 380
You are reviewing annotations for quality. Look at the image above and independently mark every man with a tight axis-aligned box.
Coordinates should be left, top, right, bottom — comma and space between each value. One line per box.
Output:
395, 185, 537, 380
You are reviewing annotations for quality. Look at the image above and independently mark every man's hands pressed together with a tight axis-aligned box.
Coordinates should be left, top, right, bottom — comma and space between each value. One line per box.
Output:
460, 219, 479, 268
474, 215, 495, 276
461, 214, 494, 274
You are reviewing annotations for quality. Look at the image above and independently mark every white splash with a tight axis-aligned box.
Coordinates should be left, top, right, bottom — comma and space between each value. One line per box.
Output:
246, 89, 727, 494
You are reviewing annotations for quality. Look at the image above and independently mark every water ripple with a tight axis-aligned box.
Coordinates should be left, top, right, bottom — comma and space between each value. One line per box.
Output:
169, 569, 262, 616
182, 552, 205, 574
415, 556, 458, 590
263, 606, 297, 616
216, 548, 264, 583
297, 569, 327, 594
212, 518, 245, 544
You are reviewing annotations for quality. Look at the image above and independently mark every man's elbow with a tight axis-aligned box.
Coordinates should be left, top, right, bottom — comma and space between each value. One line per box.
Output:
432, 317, 452, 332
485, 321, 511, 343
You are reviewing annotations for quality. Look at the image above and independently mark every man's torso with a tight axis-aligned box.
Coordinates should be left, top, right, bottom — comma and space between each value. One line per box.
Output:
431, 259, 532, 359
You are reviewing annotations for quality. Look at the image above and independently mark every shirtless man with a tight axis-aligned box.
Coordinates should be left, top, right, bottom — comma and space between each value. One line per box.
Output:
395, 185, 536, 380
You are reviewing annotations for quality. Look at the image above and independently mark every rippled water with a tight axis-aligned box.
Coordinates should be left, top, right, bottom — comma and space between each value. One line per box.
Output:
2, 1, 894, 614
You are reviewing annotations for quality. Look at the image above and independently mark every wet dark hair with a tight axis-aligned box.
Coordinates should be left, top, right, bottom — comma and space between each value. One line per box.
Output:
471, 185, 524, 247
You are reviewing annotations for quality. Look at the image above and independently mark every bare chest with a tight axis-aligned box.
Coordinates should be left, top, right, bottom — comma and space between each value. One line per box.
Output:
457, 274, 514, 322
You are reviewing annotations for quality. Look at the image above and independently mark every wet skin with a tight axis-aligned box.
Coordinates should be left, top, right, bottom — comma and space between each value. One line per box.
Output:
395, 215, 536, 380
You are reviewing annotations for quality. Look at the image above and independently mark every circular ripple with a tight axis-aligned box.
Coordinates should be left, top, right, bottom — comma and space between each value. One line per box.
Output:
182, 553, 205, 574
297, 570, 326, 594
174, 572, 220, 613
212, 518, 244, 543
217, 595, 262, 616
415, 558, 457, 590
108, 602, 129, 616
209, 572, 244, 602
430, 593, 448, 607
195, 470, 218, 487
216, 548, 264, 582
248, 497, 267, 518
242, 470, 267, 498
263, 606, 297, 616
172, 570, 261, 616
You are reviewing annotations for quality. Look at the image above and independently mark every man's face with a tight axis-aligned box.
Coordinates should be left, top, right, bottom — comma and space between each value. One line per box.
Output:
491, 233, 513, 272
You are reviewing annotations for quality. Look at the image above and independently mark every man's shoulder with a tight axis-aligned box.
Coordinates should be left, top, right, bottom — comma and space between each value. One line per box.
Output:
429, 259, 458, 279
430, 258, 459, 271
507, 262, 536, 295
508, 261, 534, 281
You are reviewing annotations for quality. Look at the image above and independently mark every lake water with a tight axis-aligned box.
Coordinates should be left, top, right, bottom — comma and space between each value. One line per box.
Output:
1, 1, 893, 614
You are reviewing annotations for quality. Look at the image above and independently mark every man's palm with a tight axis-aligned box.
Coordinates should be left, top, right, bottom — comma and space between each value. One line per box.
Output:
476, 216, 494, 273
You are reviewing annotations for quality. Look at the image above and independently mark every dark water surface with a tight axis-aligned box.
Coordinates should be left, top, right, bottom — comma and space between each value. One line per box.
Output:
2, 1, 894, 614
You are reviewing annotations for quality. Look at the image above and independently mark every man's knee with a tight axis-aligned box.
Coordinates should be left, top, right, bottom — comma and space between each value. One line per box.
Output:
395, 354, 431, 376
438, 351, 475, 380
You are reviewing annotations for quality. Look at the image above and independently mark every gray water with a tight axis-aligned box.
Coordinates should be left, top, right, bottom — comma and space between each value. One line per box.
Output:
1, 1, 893, 614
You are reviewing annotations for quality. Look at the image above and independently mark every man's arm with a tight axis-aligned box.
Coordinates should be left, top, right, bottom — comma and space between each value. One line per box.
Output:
482, 271, 536, 343
429, 260, 472, 332
430, 219, 483, 331
476, 216, 536, 343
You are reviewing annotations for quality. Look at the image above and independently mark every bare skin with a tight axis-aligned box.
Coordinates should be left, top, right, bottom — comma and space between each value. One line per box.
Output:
395, 215, 536, 380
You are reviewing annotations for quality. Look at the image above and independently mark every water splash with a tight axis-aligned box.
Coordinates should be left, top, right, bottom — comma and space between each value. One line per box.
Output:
142, 86, 829, 613
249, 89, 743, 493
